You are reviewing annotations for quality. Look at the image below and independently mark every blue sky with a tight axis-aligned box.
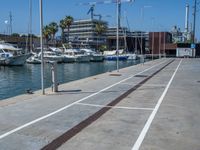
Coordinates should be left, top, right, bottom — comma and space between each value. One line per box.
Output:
0, 0, 199, 40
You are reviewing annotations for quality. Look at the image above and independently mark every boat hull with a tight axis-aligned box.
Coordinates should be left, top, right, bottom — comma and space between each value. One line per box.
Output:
104, 55, 128, 61
63, 56, 76, 63
26, 56, 41, 64
0, 54, 30, 66
76, 55, 90, 62
90, 55, 104, 62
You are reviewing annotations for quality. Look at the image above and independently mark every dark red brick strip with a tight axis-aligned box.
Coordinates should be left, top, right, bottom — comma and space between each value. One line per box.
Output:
42, 60, 174, 150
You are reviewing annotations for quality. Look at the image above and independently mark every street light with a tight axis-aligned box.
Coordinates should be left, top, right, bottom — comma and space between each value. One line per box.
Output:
39, 0, 45, 95
151, 17, 155, 60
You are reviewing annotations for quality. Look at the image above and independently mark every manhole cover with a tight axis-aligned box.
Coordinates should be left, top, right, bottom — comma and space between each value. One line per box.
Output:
134, 75, 148, 78
109, 74, 122, 76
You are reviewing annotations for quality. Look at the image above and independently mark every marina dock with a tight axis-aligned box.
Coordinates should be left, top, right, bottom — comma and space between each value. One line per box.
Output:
0, 58, 200, 150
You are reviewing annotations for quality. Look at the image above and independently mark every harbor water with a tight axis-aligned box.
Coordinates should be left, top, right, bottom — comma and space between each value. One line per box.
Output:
0, 60, 142, 100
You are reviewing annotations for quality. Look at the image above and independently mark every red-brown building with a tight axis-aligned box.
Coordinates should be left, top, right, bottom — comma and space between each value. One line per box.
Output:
149, 32, 172, 56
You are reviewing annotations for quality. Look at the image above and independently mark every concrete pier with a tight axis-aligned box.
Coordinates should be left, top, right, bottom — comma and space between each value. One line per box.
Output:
0, 58, 200, 150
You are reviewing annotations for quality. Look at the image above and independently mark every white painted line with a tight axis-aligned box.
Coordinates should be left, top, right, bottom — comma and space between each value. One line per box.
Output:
77, 102, 154, 111
120, 83, 166, 87
0, 59, 169, 140
131, 59, 182, 150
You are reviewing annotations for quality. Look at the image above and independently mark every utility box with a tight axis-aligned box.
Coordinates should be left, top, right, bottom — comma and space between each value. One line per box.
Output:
50, 61, 58, 92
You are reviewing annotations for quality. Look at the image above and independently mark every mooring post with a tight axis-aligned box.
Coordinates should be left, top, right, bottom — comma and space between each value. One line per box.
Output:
51, 61, 58, 92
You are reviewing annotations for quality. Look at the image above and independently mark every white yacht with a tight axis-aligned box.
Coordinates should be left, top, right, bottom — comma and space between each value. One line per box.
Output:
0, 42, 30, 66
40, 51, 64, 63
65, 49, 90, 63
81, 49, 104, 62
62, 52, 76, 63
127, 53, 137, 60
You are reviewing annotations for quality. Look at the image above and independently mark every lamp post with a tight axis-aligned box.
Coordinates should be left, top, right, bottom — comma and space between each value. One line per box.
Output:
151, 17, 155, 60
159, 31, 161, 59
116, 0, 120, 72
192, 0, 197, 43
39, 0, 45, 95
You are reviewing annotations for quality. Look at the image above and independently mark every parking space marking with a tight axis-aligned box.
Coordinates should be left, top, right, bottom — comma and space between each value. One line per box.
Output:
0, 59, 168, 140
76, 102, 154, 111
120, 83, 166, 87
131, 59, 182, 150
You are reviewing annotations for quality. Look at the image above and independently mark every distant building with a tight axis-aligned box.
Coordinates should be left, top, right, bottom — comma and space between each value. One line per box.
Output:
171, 26, 183, 43
65, 19, 148, 53
149, 32, 200, 57
106, 27, 129, 50
149, 32, 172, 56
106, 28, 148, 54
65, 19, 107, 49
0, 34, 40, 50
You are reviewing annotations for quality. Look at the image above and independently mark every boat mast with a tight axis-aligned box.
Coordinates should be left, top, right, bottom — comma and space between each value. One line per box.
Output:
29, 0, 33, 52
116, 0, 120, 72
9, 12, 12, 35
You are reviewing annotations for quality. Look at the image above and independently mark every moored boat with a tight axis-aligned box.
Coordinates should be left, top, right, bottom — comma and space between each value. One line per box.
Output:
0, 42, 30, 66
104, 55, 129, 61
26, 53, 41, 64
80, 48, 104, 62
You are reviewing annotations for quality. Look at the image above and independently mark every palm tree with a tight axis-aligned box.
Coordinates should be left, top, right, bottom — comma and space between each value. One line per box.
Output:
95, 22, 107, 51
48, 22, 58, 45
43, 25, 51, 47
65, 16, 74, 43
59, 19, 67, 43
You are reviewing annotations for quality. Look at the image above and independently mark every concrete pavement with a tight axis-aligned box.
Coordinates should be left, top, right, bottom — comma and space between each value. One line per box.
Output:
0, 58, 199, 150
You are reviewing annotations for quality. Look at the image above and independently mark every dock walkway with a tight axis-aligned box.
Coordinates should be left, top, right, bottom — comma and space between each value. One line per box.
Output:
0, 58, 200, 150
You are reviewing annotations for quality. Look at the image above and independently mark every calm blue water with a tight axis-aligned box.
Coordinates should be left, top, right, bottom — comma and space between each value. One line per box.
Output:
0, 60, 141, 100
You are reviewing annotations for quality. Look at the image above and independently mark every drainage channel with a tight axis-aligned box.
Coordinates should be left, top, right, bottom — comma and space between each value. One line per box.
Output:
42, 59, 175, 150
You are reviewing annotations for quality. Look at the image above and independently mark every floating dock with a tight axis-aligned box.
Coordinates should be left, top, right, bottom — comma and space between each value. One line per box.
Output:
0, 58, 200, 150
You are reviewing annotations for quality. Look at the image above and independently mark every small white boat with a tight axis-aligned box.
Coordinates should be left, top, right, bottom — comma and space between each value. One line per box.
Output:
64, 49, 90, 63
127, 53, 137, 60
39, 51, 64, 63
26, 53, 41, 64
0, 42, 30, 66
76, 54, 90, 62
80, 49, 104, 62
62, 53, 76, 63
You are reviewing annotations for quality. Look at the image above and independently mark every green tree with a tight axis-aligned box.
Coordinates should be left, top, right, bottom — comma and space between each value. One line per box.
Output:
48, 22, 58, 41
95, 22, 107, 51
43, 25, 51, 47
11, 33, 20, 37
65, 16, 74, 43
59, 19, 67, 43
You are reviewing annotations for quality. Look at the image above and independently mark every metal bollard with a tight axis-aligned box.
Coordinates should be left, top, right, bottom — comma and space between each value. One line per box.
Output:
140, 55, 145, 65
50, 61, 58, 92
